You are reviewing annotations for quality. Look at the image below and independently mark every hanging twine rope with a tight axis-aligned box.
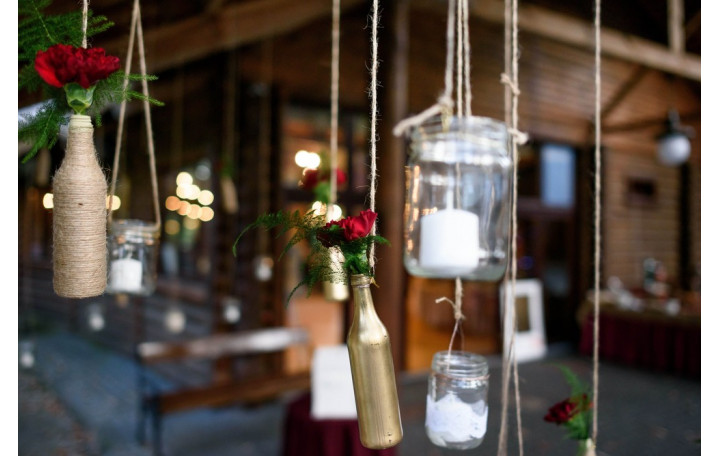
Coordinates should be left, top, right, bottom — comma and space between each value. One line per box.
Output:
435, 277, 466, 354
392, 0, 456, 137
53, 115, 108, 297
81, 0, 89, 48
592, 0, 602, 445
329, 0, 340, 222
498, 0, 526, 454
367, 0, 380, 269
108, 0, 161, 232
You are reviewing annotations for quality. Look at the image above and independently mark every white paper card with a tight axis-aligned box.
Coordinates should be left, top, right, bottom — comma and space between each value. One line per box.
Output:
311, 345, 357, 419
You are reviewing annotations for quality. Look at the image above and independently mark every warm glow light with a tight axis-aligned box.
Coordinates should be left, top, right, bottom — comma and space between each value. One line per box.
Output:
165, 196, 180, 211
183, 217, 200, 230
311, 201, 325, 213
198, 190, 214, 206
200, 207, 215, 222
294, 150, 321, 169
176, 185, 189, 199
295, 150, 309, 167
42, 193, 53, 209
305, 152, 321, 169
106, 195, 121, 211
328, 204, 343, 221
165, 219, 180, 235
177, 201, 190, 216
187, 204, 201, 219
186, 185, 201, 200
176, 172, 193, 186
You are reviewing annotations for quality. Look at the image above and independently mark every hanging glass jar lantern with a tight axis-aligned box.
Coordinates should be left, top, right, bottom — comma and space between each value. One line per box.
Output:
106, 219, 160, 296
426, 350, 489, 449
404, 116, 511, 280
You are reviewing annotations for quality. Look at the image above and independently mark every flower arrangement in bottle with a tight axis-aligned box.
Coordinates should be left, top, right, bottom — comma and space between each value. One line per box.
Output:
18, 0, 162, 163
544, 365, 596, 456
233, 209, 387, 300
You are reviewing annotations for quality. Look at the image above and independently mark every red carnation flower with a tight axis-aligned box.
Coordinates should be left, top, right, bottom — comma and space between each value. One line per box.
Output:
35, 44, 120, 89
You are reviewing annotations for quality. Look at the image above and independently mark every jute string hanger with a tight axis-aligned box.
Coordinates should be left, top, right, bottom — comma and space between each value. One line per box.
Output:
108, 0, 161, 233
497, 0, 526, 452
52, 0, 108, 298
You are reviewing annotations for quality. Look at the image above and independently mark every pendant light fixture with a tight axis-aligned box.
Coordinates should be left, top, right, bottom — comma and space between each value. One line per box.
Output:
656, 109, 693, 166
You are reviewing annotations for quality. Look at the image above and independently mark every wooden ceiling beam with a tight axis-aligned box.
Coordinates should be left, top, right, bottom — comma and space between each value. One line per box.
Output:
104, 0, 364, 74
413, 0, 701, 81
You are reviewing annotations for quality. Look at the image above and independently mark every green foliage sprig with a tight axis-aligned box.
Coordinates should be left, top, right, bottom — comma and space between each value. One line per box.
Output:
233, 209, 388, 304
18, 0, 163, 163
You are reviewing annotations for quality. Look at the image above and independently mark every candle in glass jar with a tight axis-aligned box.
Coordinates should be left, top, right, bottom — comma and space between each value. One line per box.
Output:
109, 258, 143, 292
419, 209, 480, 272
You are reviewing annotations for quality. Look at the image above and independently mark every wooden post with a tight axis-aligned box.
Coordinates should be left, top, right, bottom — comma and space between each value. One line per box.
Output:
374, 0, 409, 369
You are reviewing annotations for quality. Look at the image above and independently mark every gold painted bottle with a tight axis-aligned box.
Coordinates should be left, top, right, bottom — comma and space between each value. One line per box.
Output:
347, 274, 403, 449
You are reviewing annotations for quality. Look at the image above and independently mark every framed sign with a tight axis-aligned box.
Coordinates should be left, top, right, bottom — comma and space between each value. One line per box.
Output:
501, 279, 547, 363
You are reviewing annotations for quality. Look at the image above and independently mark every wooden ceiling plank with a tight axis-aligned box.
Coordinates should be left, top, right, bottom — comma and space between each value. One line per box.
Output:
105, 0, 365, 74
413, 0, 700, 81
685, 10, 701, 42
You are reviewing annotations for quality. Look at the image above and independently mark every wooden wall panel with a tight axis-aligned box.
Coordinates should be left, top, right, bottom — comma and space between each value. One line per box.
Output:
604, 148, 680, 287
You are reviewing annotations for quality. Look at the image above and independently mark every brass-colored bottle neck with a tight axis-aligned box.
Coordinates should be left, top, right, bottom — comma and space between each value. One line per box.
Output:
350, 274, 372, 288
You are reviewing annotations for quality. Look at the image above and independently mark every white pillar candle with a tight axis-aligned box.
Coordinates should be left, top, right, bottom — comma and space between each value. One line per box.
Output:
109, 258, 143, 293
419, 209, 480, 273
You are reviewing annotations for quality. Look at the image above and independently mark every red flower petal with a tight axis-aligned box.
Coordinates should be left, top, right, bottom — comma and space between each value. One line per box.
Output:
34, 50, 63, 88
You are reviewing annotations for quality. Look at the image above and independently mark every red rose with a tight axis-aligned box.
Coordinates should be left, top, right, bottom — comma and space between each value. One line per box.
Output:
543, 398, 578, 425
317, 220, 343, 247
337, 210, 377, 241
301, 169, 320, 190
300, 168, 347, 191
335, 169, 347, 186
35, 44, 120, 89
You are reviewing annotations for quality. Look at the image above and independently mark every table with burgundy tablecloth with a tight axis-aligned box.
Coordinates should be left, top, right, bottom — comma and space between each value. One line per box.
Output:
282, 393, 396, 456
579, 303, 700, 378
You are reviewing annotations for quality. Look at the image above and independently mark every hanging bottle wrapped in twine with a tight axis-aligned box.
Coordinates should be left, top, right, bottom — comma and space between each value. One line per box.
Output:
52, 114, 108, 297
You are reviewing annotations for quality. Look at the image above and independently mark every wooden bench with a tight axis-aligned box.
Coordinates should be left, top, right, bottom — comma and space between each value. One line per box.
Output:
135, 327, 312, 456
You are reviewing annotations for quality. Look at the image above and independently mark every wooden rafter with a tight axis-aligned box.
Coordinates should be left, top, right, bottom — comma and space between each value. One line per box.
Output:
413, 0, 701, 81
601, 65, 649, 121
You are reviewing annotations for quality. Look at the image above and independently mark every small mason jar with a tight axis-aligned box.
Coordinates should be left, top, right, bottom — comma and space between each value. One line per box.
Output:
404, 116, 511, 280
426, 350, 489, 450
106, 219, 160, 296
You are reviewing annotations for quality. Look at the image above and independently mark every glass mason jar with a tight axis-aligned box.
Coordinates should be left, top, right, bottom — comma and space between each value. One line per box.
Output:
106, 219, 160, 296
426, 350, 489, 450
404, 116, 512, 280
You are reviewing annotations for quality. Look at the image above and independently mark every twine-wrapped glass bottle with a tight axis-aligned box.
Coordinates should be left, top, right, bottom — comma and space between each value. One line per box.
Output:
106, 219, 160, 296
347, 274, 403, 449
426, 350, 489, 450
404, 116, 511, 280
52, 114, 108, 297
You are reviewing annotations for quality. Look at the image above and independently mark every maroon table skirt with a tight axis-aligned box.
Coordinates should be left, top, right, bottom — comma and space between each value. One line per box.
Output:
579, 309, 700, 378
282, 393, 397, 456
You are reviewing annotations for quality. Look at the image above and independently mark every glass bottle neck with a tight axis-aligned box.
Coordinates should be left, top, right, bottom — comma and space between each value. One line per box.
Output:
350, 274, 376, 316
